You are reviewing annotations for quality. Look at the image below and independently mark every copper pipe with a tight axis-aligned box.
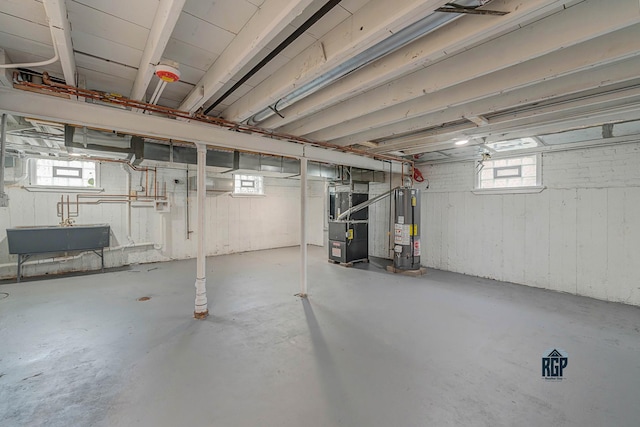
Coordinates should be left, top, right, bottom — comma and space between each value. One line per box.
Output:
20, 76, 407, 165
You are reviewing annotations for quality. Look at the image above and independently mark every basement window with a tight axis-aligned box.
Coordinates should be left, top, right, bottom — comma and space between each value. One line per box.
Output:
233, 174, 264, 195
30, 158, 98, 188
475, 154, 542, 193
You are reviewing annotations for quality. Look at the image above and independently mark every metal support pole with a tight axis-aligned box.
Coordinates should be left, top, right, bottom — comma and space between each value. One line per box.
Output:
299, 157, 308, 297
17, 254, 22, 283
0, 113, 8, 207
194, 143, 208, 319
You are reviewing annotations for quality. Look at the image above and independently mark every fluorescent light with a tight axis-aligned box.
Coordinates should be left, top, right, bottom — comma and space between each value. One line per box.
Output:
454, 139, 469, 146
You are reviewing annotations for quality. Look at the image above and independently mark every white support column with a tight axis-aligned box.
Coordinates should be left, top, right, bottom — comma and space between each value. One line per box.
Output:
299, 157, 308, 298
194, 143, 208, 319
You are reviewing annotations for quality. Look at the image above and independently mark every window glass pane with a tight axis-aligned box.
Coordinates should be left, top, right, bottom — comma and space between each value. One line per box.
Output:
478, 155, 538, 189
233, 174, 263, 195
32, 159, 97, 188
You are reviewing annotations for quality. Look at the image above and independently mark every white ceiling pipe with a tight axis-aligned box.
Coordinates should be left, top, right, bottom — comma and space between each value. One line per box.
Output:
148, 80, 168, 106
0, 44, 59, 69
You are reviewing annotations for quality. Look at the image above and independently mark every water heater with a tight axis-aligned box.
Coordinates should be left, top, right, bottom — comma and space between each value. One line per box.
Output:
393, 187, 421, 270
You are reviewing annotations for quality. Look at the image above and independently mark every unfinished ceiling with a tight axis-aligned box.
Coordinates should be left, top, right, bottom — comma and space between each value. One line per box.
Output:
1, 0, 639, 162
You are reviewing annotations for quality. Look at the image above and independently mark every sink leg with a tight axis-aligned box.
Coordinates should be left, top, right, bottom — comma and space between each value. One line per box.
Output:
17, 254, 21, 283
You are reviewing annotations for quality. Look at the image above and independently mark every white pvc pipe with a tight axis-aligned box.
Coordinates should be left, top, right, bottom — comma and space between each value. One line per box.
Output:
149, 79, 167, 105
194, 143, 208, 318
0, 44, 59, 69
300, 157, 308, 296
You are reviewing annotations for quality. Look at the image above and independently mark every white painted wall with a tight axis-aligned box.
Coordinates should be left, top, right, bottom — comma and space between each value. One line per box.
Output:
419, 142, 640, 306
0, 161, 325, 280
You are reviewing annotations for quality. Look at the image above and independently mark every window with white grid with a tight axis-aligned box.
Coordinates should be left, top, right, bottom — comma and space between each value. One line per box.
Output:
32, 159, 97, 188
233, 174, 264, 195
477, 154, 540, 189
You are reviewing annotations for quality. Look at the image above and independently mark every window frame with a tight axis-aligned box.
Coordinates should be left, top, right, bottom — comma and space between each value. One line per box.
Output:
232, 174, 264, 196
27, 158, 102, 192
473, 153, 544, 194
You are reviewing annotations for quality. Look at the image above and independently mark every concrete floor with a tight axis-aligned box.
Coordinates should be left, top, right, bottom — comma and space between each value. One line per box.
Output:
1, 246, 639, 427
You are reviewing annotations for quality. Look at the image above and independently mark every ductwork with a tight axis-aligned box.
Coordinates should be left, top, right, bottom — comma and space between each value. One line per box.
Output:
142, 141, 386, 184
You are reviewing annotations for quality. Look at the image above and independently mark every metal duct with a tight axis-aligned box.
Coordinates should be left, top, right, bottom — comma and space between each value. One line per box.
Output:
187, 176, 234, 192
336, 186, 398, 221
142, 143, 345, 179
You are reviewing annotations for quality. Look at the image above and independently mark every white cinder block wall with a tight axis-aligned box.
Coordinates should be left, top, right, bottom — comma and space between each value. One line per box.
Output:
421, 142, 640, 306
0, 162, 325, 280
